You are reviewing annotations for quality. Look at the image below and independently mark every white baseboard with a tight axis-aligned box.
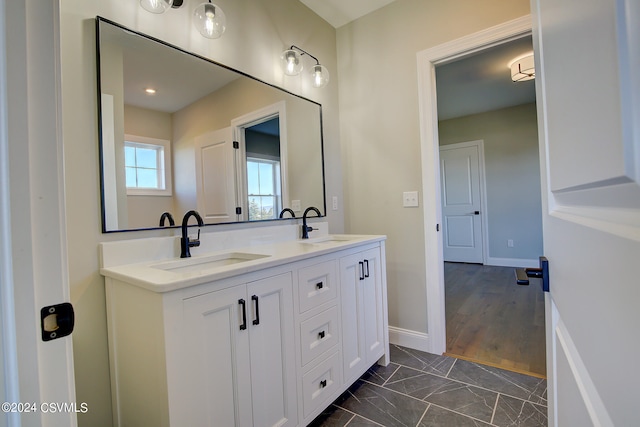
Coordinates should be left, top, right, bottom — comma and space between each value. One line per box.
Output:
388, 326, 430, 353
485, 257, 538, 268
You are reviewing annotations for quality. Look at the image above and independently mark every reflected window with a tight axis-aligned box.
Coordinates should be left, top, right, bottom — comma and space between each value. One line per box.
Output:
247, 158, 281, 220
124, 135, 172, 196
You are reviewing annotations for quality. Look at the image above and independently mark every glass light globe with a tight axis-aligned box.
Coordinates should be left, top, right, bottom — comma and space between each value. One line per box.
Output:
140, 0, 173, 14
311, 64, 330, 88
281, 49, 303, 76
193, 2, 227, 39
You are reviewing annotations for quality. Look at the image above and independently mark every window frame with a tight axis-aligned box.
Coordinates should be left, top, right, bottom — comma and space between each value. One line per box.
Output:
124, 134, 173, 197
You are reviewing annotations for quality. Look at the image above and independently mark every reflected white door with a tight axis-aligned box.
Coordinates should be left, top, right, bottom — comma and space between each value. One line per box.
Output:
440, 141, 485, 263
534, 0, 640, 425
194, 127, 238, 223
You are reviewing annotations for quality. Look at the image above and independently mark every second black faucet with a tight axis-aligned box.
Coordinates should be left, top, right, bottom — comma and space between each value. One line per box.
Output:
180, 210, 204, 258
301, 207, 321, 239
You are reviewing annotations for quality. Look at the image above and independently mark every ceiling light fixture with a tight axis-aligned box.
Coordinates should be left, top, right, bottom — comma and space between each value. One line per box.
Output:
139, 0, 226, 40
280, 45, 330, 88
145, 88, 157, 94
508, 53, 535, 82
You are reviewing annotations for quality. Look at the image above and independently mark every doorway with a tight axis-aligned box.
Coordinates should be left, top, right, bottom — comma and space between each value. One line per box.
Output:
417, 16, 546, 377
434, 35, 544, 377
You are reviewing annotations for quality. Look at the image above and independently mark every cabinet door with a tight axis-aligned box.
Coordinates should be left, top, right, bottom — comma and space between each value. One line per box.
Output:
361, 248, 385, 364
340, 252, 367, 383
340, 248, 385, 383
247, 273, 298, 427
182, 285, 253, 427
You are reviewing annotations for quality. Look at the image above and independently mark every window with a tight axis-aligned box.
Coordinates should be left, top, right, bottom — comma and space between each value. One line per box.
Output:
247, 158, 281, 220
124, 135, 172, 196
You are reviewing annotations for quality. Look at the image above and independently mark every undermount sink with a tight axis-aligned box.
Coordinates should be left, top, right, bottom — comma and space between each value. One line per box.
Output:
299, 235, 356, 245
151, 252, 270, 274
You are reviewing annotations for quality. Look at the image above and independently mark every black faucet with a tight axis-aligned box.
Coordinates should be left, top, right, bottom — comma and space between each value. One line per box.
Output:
180, 210, 204, 258
301, 207, 321, 239
159, 211, 175, 227
279, 208, 296, 218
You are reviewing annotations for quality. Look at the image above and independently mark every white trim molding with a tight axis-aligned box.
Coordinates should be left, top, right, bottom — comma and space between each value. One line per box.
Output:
388, 326, 430, 353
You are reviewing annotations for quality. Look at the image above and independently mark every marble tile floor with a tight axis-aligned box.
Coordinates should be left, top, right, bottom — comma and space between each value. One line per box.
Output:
309, 345, 547, 427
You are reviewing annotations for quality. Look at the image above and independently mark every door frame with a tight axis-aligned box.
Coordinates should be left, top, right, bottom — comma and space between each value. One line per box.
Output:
231, 101, 289, 221
439, 140, 489, 265
416, 15, 533, 354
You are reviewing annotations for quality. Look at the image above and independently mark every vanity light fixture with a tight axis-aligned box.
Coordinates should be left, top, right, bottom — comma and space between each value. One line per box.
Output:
193, 0, 227, 39
509, 53, 535, 82
280, 45, 330, 88
139, 0, 183, 14
139, 0, 226, 40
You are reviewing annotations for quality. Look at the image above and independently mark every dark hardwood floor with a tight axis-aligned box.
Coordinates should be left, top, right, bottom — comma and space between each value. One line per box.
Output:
444, 262, 547, 378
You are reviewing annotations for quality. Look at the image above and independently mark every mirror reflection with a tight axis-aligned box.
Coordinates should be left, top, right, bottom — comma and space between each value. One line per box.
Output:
96, 17, 325, 232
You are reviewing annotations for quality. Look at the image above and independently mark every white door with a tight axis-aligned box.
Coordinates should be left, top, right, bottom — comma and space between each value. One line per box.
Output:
2, 1, 77, 426
194, 127, 238, 223
534, 0, 640, 425
440, 141, 485, 263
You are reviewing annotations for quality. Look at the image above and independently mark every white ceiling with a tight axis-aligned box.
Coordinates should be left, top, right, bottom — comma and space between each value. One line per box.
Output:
436, 36, 536, 120
299, 0, 396, 28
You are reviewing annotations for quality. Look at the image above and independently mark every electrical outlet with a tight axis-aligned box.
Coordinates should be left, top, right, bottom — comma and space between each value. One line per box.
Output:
291, 200, 301, 212
403, 191, 419, 207
332, 196, 338, 211
508, 239, 514, 248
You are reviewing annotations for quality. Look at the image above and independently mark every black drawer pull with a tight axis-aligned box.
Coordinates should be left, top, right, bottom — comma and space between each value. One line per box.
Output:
320, 379, 327, 388
251, 295, 260, 325
316, 281, 324, 290
318, 330, 325, 340
359, 261, 365, 280
239, 299, 247, 330
364, 259, 370, 278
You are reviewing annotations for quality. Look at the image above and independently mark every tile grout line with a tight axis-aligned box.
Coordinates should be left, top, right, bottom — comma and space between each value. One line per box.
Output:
414, 403, 431, 427
490, 393, 500, 425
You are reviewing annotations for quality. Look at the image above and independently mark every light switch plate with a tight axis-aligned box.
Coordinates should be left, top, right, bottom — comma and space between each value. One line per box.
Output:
291, 200, 301, 212
332, 196, 338, 211
403, 191, 419, 207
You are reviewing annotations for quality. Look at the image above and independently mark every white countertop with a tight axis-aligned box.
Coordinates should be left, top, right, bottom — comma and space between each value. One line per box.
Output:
100, 234, 385, 293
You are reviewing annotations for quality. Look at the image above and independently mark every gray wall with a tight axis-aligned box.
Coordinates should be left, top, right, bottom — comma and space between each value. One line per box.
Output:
337, 0, 531, 335
439, 103, 543, 263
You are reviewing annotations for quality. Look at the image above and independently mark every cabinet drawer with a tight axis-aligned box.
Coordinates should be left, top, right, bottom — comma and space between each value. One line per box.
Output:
300, 306, 339, 366
302, 351, 342, 419
298, 260, 337, 313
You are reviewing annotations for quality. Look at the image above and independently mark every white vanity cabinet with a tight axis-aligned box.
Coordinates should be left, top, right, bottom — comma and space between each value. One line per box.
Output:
340, 247, 387, 384
102, 234, 389, 427
179, 272, 297, 427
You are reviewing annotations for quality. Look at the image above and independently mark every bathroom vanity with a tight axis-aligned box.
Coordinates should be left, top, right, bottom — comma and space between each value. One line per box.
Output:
100, 226, 389, 427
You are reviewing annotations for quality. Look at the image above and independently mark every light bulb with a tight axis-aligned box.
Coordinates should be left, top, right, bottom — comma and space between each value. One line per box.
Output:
194, 2, 226, 39
140, 0, 173, 14
311, 64, 329, 88
281, 49, 303, 76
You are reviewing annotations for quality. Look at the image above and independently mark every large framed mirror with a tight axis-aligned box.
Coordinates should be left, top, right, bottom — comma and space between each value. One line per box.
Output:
96, 17, 326, 232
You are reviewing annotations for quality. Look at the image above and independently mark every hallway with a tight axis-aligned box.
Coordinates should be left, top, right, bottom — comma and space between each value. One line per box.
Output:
444, 262, 546, 377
